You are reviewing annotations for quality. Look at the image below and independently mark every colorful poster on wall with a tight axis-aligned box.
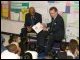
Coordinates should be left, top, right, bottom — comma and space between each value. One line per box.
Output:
1, 1, 9, 19
20, 8, 29, 22
70, 1, 79, 13
11, 1, 29, 22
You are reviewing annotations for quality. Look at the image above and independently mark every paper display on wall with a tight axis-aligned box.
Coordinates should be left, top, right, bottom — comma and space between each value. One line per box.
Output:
29, 1, 48, 8
1, 1, 9, 18
67, 13, 79, 24
70, 1, 79, 13
11, 1, 29, 22
11, 12, 19, 21
20, 8, 29, 22
65, 27, 79, 42
48, 1, 66, 12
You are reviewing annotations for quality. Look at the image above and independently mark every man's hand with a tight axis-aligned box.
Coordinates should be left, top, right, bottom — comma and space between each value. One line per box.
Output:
41, 23, 47, 28
41, 23, 49, 31
43, 27, 49, 31
27, 26, 32, 32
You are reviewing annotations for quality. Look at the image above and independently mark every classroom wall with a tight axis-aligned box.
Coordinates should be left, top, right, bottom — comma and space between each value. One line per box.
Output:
1, 1, 79, 42
1, 19, 24, 34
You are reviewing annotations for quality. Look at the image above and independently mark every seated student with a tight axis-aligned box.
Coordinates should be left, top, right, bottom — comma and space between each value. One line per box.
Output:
56, 42, 67, 59
11, 42, 21, 56
22, 52, 32, 59
8, 34, 19, 44
66, 39, 78, 59
75, 38, 79, 59
23, 51, 38, 59
44, 55, 53, 59
8, 34, 21, 55
67, 56, 73, 59
75, 45, 79, 59
1, 44, 20, 59
1, 35, 7, 53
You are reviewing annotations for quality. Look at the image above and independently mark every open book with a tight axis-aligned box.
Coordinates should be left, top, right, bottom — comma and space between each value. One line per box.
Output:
32, 22, 43, 34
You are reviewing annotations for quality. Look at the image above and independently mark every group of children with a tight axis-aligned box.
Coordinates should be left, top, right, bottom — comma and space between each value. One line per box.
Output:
1, 34, 79, 59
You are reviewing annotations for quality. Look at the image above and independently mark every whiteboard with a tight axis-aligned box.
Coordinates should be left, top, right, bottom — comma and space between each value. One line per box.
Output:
1, 19, 24, 34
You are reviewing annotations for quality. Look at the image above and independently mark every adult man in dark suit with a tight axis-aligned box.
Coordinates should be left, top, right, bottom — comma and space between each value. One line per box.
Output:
46, 7, 65, 54
37, 7, 65, 55
24, 7, 42, 32
20, 7, 42, 55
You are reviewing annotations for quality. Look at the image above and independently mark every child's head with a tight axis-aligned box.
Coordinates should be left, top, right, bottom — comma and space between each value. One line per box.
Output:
69, 39, 78, 54
60, 42, 67, 51
7, 44, 18, 54
8, 34, 18, 44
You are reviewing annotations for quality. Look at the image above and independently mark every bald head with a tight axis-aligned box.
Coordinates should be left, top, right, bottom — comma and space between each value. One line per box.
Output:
29, 7, 35, 16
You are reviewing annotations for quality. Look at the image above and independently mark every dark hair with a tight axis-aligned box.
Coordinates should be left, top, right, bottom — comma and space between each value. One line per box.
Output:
60, 42, 67, 51
49, 7, 58, 12
69, 39, 78, 54
1, 35, 5, 44
23, 52, 32, 59
8, 34, 18, 44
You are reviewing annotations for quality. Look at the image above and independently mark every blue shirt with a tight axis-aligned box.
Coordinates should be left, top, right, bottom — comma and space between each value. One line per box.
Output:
1, 35, 7, 53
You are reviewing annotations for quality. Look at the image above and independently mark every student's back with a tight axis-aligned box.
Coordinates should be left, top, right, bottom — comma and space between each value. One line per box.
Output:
1, 50, 20, 59
1, 35, 7, 53
1, 44, 20, 59
56, 42, 67, 59
56, 51, 67, 59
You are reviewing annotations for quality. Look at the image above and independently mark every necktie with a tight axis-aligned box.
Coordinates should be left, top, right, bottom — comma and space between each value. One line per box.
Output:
31, 16, 35, 26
